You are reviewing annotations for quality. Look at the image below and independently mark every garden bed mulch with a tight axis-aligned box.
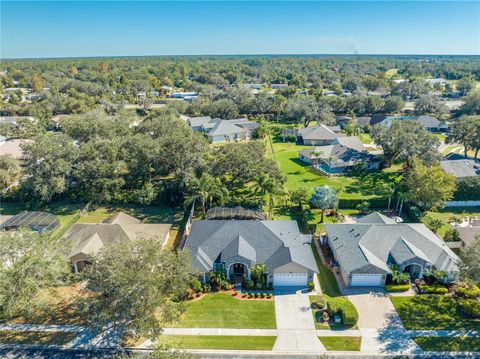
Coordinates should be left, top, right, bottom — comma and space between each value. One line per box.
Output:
188, 289, 274, 302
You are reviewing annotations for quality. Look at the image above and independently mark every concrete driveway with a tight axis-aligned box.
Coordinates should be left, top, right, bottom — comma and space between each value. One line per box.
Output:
272, 290, 325, 352
347, 289, 421, 354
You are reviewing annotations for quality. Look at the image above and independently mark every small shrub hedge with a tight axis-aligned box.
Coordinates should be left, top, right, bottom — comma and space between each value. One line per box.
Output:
456, 285, 480, 299
417, 284, 448, 294
327, 297, 359, 326
385, 284, 411, 292
310, 295, 326, 309
459, 299, 480, 319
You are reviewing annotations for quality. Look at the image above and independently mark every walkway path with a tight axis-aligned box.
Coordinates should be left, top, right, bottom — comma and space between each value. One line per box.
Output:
272, 290, 325, 352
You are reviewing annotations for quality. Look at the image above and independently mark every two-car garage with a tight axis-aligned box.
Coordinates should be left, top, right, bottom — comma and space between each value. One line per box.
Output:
273, 272, 308, 287
350, 273, 384, 287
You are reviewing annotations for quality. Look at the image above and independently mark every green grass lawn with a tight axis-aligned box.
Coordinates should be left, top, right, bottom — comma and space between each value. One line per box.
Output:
169, 293, 276, 329
157, 335, 276, 350
391, 296, 479, 330
319, 336, 362, 351
271, 141, 402, 202
413, 337, 480, 352
0, 330, 77, 345
423, 207, 480, 238
311, 242, 341, 296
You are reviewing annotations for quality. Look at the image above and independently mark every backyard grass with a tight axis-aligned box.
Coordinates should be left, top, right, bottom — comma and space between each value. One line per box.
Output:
6, 286, 86, 325
413, 336, 480, 352
0, 330, 77, 345
423, 207, 480, 238
157, 335, 276, 350
391, 295, 479, 330
319, 336, 362, 351
168, 293, 276, 329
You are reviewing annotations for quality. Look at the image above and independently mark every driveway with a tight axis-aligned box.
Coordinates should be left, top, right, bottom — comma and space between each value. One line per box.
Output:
347, 289, 421, 354
272, 289, 325, 352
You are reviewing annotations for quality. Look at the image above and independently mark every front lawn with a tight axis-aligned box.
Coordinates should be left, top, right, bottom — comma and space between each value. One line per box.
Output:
169, 293, 276, 329
413, 337, 480, 352
157, 335, 276, 350
310, 242, 341, 297
319, 336, 362, 351
391, 295, 479, 330
0, 330, 77, 345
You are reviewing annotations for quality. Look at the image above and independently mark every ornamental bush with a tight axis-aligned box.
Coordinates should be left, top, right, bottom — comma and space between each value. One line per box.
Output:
459, 299, 480, 319
417, 284, 448, 294
385, 284, 411, 292
326, 297, 358, 326
456, 285, 480, 299
310, 295, 326, 309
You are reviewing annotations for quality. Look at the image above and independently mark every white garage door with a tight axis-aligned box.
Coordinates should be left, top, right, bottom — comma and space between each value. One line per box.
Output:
273, 273, 307, 287
351, 274, 383, 287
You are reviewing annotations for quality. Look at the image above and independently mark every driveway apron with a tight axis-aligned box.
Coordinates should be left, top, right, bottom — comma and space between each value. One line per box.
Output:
273, 289, 325, 352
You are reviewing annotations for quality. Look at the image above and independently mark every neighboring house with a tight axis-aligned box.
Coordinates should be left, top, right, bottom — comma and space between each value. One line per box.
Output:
51, 114, 72, 129
298, 136, 379, 174
171, 92, 199, 99
183, 220, 318, 287
335, 115, 353, 128
369, 114, 447, 132
323, 212, 460, 287
0, 139, 30, 160
440, 158, 480, 179
456, 226, 480, 247
0, 211, 60, 232
188, 117, 259, 143
63, 212, 171, 273
356, 117, 372, 128
296, 124, 344, 146
271, 84, 288, 89
0, 116, 36, 128
243, 83, 263, 90
425, 78, 448, 88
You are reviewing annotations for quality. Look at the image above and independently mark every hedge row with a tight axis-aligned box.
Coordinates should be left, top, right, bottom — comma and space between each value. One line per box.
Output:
417, 284, 448, 294
327, 296, 359, 326
385, 284, 411, 292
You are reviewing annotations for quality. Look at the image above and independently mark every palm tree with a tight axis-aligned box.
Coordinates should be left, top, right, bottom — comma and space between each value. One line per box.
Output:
208, 177, 229, 209
385, 183, 396, 211
397, 192, 407, 216
185, 173, 214, 217
250, 264, 267, 286
252, 173, 273, 204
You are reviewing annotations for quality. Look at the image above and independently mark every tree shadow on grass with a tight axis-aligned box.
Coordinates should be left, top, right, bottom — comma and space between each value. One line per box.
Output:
343, 170, 402, 196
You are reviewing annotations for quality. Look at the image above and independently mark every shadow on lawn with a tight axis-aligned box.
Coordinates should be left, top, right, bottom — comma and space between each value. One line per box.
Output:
344, 170, 402, 197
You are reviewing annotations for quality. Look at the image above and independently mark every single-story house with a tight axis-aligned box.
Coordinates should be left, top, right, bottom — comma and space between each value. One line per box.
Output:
296, 124, 344, 146
0, 116, 36, 128
298, 136, 380, 174
171, 92, 199, 99
335, 115, 353, 128
440, 158, 480, 179
188, 117, 259, 143
370, 114, 447, 132
456, 226, 480, 247
356, 117, 372, 128
0, 139, 30, 160
183, 220, 318, 287
324, 212, 460, 287
63, 212, 171, 273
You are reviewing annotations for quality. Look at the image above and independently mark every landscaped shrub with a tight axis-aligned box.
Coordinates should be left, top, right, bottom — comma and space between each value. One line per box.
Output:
266, 293, 272, 299
308, 281, 315, 291
202, 283, 211, 293
327, 297, 359, 326
385, 284, 410, 292
417, 284, 448, 294
191, 279, 202, 293
423, 269, 447, 285
459, 299, 480, 319
310, 295, 326, 309
246, 280, 254, 289
322, 311, 329, 322
456, 285, 480, 299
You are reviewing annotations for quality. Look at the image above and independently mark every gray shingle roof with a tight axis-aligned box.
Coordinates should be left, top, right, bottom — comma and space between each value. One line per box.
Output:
417, 115, 448, 130
297, 124, 345, 141
332, 136, 365, 152
357, 212, 396, 224
183, 220, 317, 273
324, 222, 459, 275
440, 159, 480, 178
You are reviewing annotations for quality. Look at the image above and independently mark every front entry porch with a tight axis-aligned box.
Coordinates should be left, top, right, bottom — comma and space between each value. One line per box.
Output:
230, 263, 248, 283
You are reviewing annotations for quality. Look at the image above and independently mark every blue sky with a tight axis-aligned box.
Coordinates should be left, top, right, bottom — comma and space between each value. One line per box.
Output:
1, 1, 479, 58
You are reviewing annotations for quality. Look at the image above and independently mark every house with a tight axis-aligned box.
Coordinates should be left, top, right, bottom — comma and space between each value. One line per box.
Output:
271, 84, 288, 89
323, 213, 460, 287
243, 83, 263, 90
298, 137, 379, 174
51, 114, 72, 129
369, 114, 447, 132
0, 139, 30, 160
171, 92, 199, 99
182, 220, 318, 287
188, 117, 259, 143
0, 116, 36, 128
356, 117, 373, 128
62, 212, 171, 273
296, 124, 344, 146
0, 211, 60, 232
440, 158, 480, 179
335, 115, 353, 128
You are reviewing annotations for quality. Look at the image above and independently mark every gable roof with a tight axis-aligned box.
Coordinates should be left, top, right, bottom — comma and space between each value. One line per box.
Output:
188, 116, 212, 128
332, 136, 365, 152
357, 212, 396, 224
297, 124, 345, 141
299, 144, 375, 169
417, 115, 448, 130
63, 213, 171, 259
324, 222, 459, 275
183, 220, 317, 273
440, 159, 480, 178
